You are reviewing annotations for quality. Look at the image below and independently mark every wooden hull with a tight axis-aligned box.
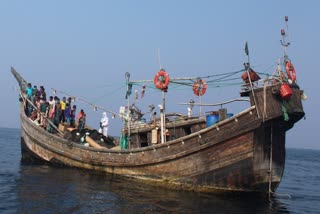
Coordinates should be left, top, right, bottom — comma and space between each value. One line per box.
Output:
13, 64, 304, 193
18, 84, 304, 193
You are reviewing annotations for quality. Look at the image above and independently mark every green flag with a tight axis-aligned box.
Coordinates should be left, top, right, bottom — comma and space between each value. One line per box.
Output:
245, 42, 249, 56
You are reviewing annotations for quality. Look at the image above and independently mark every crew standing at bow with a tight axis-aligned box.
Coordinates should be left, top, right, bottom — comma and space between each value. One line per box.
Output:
99, 112, 109, 137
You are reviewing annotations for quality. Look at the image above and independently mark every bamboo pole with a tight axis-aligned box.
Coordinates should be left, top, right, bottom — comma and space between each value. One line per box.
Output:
178, 98, 250, 107
85, 136, 103, 149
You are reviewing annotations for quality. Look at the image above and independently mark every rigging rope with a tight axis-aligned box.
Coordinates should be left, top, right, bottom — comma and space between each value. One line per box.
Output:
51, 88, 121, 118
129, 64, 278, 91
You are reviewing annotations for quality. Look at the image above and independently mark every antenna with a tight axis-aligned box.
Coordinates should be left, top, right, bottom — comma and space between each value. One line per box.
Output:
280, 16, 290, 60
244, 41, 250, 66
158, 48, 162, 69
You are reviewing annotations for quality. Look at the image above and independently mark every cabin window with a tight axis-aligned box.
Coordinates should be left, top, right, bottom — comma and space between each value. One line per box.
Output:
139, 134, 148, 147
183, 126, 192, 135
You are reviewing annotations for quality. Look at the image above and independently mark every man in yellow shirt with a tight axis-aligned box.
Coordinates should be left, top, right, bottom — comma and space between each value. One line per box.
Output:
60, 97, 66, 123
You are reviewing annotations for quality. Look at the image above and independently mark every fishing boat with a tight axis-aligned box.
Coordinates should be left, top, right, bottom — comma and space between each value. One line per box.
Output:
12, 17, 305, 194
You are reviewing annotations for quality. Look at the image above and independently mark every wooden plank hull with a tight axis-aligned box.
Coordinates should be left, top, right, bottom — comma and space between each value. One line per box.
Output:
19, 96, 300, 193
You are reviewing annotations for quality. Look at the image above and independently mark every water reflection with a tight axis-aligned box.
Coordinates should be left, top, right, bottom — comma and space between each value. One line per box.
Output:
14, 164, 289, 213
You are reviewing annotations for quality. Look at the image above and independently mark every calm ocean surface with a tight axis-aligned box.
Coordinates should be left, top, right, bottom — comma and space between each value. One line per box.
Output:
0, 127, 319, 214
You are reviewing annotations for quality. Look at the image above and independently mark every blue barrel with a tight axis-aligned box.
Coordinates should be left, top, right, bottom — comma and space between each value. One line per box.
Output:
206, 114, 219, 127
227, 113, 234, 118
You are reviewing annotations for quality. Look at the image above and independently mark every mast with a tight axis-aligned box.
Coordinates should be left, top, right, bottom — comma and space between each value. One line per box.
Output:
244, 41, 260, 118
158, 49, 166, 143
125, 72, 131, 148
157, 74, 167, 144
161, 90, 166, 143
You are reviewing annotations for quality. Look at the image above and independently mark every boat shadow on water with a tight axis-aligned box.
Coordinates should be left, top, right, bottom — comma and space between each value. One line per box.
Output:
15, 162, 289, 214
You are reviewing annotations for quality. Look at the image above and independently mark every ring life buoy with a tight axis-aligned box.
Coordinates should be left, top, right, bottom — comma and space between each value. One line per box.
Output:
285, 61, 297, 83
192, 79, 207, 96
154, 69, 170, 91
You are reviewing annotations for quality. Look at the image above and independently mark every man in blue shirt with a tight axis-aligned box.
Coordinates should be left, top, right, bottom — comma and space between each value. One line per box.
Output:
25, 83, 33, 116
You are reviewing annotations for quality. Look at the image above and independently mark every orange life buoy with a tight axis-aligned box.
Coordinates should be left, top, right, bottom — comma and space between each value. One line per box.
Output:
285, 61, 297, 83
154, 69, 170, 91
192, 79, 207, 96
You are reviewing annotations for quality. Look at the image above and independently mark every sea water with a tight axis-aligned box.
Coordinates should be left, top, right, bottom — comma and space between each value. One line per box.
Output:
0, 127, 319, 214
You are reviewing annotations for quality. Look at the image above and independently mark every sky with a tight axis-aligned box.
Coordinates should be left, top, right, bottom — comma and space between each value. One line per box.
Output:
0, 0, 318, 149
